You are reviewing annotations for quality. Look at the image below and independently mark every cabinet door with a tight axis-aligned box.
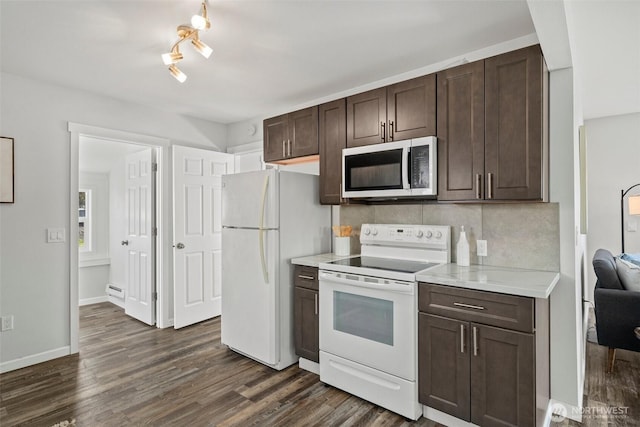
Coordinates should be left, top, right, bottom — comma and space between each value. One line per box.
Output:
289, 106, 319, 158
418, 313, 471, 421
387, 75, 436, 142
294, 287, 319, 362
263, 114, 288, 162
470, 323, 535, 427
485, 45, 545, 201
346, 87, 387, 147
319, 99, 346, 205
437, 61, 485, 201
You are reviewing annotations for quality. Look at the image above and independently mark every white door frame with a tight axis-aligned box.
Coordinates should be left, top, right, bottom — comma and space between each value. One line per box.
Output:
68, 123, 170, 353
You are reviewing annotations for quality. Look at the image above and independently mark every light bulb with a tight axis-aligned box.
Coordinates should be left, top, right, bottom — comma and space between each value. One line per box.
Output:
168, 64, 187, 83
191, 14, 209, 30
161, 51, 183, 65
192, 39, 212, 59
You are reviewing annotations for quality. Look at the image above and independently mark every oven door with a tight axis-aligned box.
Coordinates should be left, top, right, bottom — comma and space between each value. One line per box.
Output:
319, 270, 416, 380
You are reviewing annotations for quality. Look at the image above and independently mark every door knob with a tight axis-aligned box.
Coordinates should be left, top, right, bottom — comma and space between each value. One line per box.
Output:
175, 242, 185, 249
121, 240, 129, 246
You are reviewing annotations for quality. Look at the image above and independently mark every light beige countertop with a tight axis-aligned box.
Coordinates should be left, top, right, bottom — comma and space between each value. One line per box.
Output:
290, 253, 358, 268
415, 263, 559, 299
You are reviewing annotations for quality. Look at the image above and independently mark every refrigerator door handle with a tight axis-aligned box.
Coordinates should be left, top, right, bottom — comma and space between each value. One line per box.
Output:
258, 174, 270, 283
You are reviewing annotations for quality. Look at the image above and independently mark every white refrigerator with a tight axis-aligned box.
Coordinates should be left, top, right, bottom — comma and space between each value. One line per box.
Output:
221, 169, 331, 370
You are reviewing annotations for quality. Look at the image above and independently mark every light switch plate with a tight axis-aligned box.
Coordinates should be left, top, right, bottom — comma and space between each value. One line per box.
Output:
47, 228, 65, 243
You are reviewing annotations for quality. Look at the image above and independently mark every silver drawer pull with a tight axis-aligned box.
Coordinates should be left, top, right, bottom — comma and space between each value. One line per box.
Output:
298, 274, 315, 280
453, 302, 485, 310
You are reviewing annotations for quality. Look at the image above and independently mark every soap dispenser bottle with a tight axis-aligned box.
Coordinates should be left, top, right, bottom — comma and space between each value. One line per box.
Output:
456, 226, 470, 267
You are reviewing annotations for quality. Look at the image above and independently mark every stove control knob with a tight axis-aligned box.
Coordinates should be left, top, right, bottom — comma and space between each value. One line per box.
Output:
416, 230, 424, 238
426, 231, 433, 238
435, 231, 442, 239
363, 227, 371, 236
372, 228, 378, 236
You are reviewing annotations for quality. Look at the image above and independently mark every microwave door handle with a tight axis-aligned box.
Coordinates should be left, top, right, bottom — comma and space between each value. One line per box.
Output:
402, 147, 410, 189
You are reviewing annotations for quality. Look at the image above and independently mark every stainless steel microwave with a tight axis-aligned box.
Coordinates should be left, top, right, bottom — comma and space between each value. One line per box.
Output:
342, 136, 437, 199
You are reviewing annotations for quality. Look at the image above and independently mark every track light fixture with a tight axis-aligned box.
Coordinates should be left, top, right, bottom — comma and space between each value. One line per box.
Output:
162, 1, 211, 83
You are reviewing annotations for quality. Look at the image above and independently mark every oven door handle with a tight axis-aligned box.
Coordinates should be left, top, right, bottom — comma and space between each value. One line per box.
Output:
319, 271, 414, 294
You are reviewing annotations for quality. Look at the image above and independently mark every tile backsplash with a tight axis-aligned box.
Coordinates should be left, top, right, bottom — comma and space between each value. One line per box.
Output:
339, 202, 560, 272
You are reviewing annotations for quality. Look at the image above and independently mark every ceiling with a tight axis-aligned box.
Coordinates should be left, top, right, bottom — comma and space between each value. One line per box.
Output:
1, 0, 536, 124
1, 1, 638, 125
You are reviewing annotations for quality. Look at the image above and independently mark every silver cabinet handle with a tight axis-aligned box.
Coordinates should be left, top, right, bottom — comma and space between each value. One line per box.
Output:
460, 324, 465, 354
175, 242, 185, 249
298, 275, 315, 280
476, 174, 482, 199
453, 302, 485, 310
314, 293, 318, 315
121, 240, 129, 246
288, 140, 292, 157
282, 140, 286, 158
380, 121, 385, 141
389, 120, 394, 141
487, 172, 493, 199
473, 326, 478, 356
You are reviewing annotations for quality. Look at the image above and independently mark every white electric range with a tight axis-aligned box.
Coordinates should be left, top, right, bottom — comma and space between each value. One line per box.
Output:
318, 223, 451, 420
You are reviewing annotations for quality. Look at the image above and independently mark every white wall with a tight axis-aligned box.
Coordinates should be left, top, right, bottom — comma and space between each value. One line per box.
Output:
585, 113, 640, 301
0, 72, 227, 371
78, 171, 110, 304
548, 67, 584, 414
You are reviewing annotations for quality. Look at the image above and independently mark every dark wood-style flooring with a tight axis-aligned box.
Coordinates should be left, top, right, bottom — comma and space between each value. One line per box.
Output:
0, 303, 638, 426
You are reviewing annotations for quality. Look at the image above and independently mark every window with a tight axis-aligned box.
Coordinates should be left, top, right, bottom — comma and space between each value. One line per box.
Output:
79, 189, 91, 252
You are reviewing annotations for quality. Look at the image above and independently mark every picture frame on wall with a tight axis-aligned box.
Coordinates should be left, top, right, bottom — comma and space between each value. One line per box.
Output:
0, 136, 15, 203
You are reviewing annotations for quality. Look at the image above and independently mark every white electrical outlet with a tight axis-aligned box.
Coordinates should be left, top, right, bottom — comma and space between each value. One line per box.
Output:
1, 315, 14, 331
477, 240, 488, 257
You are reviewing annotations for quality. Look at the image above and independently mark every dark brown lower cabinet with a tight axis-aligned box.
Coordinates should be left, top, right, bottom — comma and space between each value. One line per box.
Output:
419, 312, 535, 427
293, 266, 319, 362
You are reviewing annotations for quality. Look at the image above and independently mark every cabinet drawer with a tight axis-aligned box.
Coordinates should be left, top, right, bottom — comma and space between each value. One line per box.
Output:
294, 265, 319, 291
418, 283, 534, 333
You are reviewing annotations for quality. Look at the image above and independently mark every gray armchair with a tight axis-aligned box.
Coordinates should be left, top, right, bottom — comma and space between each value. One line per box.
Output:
592, 249, 640, 372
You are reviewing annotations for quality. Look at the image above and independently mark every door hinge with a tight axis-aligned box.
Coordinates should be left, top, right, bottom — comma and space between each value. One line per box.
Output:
152, 163, 158, 172
153, 227, 158, 236
152, 292, 158, 301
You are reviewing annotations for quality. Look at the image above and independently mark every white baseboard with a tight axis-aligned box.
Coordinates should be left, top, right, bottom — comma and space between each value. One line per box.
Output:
79, 296, 108, 306
299, 357, 319, 375
108, 295, 125, 308
0, 346, 71, 373
423, 406, 478, 427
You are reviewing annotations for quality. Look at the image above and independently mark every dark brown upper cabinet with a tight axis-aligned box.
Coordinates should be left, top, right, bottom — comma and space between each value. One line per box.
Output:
438, 45, 548, 202
263, 106, 319, 163
485, 45, 547, 201
346, 75, 436, 148
319, 99, 347, 205
263, 114, 289, 163
437, 60, 485, 201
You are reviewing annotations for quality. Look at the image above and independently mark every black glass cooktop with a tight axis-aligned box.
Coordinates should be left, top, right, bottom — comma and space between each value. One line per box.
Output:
328, 256, 438, 274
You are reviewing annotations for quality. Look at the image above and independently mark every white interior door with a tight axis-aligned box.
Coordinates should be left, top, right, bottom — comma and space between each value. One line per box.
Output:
124, 148, 156, 325
173, 145, 234, 329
